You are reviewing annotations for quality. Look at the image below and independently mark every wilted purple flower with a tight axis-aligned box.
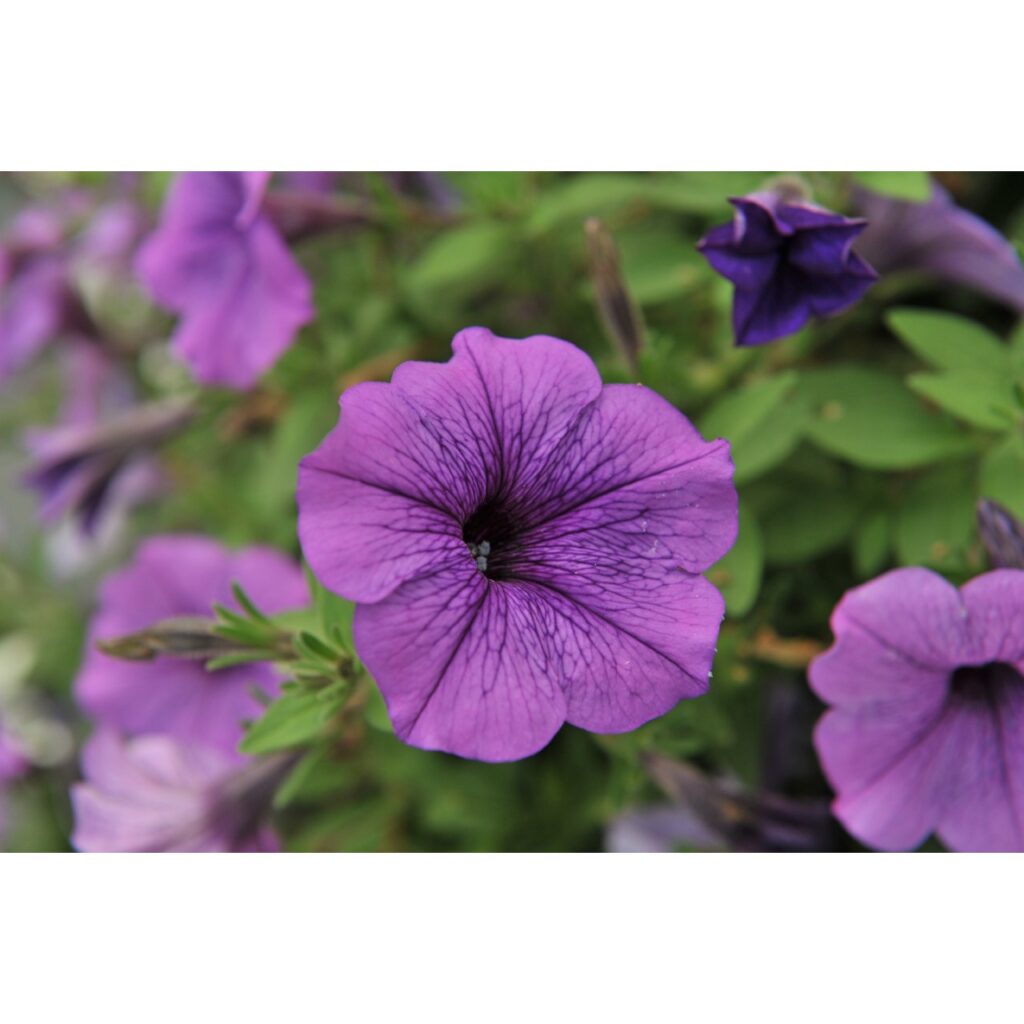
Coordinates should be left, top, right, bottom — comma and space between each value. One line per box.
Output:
75, 535, 309, 757
299, 328, 737, 762
853, 183, 1024, 313
23, 348, 191, 535
809, 567, 1024, 851
135, 172, 314, 389
698, 191, 877, 346
71, 730, 283, 852
606, 753, 833, 853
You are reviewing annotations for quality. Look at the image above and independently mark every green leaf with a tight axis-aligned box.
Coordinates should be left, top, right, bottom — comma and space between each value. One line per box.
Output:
308, 568, 356, 651
853, 510, 892, 577
699, 371, 805, 483
886, 309, 1011, 374
853, 171, 932, 203
614, 225, 704, 305
230, 581, 271, 624
405, 221, 516, 294
907, 369, 1020, 431
708, 506, 763, 617
762, 488, 860, 565
799, 366, 973, 469
895, 464, 976, 569
980, 434, 1024, 519
239, 686, 348, 756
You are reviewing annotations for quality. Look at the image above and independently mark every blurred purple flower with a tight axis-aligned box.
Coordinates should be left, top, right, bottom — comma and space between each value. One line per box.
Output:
75, 535, 309, 758
853, 183, 1024, 313
135, 172, 313, 387
71, 731, 284, 852
0, 204, 81, 381
23, 347, 190, 535
135, 172, 314, 389
606, 753, 833, 852
299, 328, 737, 761
810, 567, 1024, 851
698, 191, 877, 346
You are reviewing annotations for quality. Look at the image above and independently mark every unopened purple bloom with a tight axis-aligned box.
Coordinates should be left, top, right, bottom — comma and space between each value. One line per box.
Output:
71, 731, 282, 852
853, 183, 1024, 313
135, 172, 314, 389
698, 191, 878, 346
75, 535, 309, 758
299, 328, 737, 762
809, 567, 1024, 851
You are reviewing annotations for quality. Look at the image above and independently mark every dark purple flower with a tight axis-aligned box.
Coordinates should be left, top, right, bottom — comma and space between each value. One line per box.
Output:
809, 567, 1024, 852
698, 191, 877, 346
75, 535, 309, 758
135, 172, 314, 389
71, 730, 284, 852
853, 183, 1024, 313
298, 328, 737, 762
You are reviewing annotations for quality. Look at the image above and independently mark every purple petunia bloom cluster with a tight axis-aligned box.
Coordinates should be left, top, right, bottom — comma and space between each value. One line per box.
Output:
299, 328, 738, 761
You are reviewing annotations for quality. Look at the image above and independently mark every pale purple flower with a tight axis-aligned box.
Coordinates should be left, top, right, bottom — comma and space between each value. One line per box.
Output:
809, 567, 1024, 851
298, 328, 737, 762
853, 183, 1024, 313
71, 730, 282, 852
135, 172, 314, 389
698, 191, 877, 346
75, 535, 309, 758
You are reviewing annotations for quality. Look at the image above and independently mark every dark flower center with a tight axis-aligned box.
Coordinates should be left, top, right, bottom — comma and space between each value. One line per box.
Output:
462, 497, 524, 581
950, 661, 1024, 702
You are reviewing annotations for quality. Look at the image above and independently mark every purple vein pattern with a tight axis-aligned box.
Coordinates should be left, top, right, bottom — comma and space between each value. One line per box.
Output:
298, 328, 738, 761
810, 567, 1024, 851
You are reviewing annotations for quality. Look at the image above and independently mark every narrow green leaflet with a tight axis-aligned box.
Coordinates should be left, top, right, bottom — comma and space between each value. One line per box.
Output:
886, 308, 1011, 375
239, 684, 349, 756
799, 366, 974, 469
699, 371, 805, 483
853, 171, 932, 202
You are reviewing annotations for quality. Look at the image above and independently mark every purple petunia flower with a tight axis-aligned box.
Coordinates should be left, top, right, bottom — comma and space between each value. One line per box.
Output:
298, 328, 737, 762
698, 191, 878, 346
75, 535, 309, 758
71, 730, 283, 852
809, 567, 1024, 852
853, 182, 1024, 313
135, 172, 314, 389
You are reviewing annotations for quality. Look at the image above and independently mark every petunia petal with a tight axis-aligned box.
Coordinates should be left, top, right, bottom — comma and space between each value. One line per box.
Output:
818, 702, 960, 851
935, 682, 1024, 852
354, 557, 569, 761
960, 570, 1024, 668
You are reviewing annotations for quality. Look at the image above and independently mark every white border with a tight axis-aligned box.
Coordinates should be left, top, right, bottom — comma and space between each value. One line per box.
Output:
3, 854, 1020, 1021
